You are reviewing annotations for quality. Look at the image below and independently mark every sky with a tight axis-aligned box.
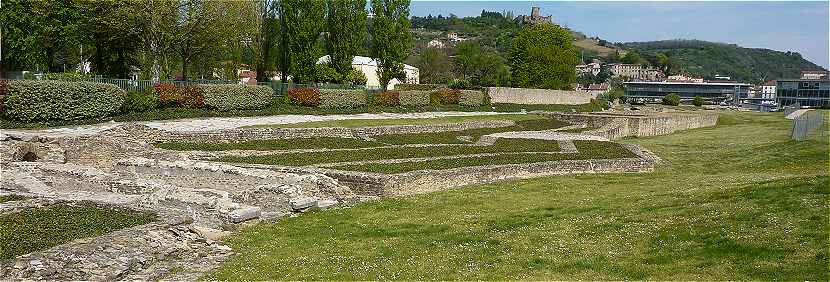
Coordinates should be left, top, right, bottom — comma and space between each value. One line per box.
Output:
410, 1, 830, 69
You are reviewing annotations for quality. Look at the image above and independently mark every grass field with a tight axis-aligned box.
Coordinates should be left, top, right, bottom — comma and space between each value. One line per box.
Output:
205, 111, 828, 280
0, 203, 156, 260
244, 114, 542, 128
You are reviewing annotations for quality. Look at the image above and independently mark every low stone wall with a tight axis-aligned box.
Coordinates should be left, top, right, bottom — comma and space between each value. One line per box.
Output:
289, 144, 659, 197
154, 120, 515, 143
540, 111, 718, 140
487, 87, 593, 105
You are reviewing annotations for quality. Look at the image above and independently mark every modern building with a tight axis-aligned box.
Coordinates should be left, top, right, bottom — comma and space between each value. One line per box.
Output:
317, 55, 419, 89
760, 80, 776, 99
776, 79, 830, 108
800, 70, 828, 80
608, 64, 664, 81
623, 81, 751, 104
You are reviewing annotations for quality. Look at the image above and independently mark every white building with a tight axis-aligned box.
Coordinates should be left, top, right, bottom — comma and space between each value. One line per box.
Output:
427, 39, 445, 49
608, 63, 663, 81
317, 55, 419, 89
576, 62, 601, 76
760, 80, 776, 99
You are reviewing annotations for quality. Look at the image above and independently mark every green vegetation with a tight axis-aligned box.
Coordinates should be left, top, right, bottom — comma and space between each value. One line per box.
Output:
206, 111, 828, 280
157, 137, 383, 151
372, 118, 568, 144
245, 114, 542, 128
621, 40, 824, 83
692, 96, 704, 107
509, 24, 578, 90
0, 194, 27, 203
334, 140, 634, 173
215, 138, 565, 167
662, 93, 681, 106
1, 203, 156, 260
4, 80, 125, 122
370, 0, 413, 90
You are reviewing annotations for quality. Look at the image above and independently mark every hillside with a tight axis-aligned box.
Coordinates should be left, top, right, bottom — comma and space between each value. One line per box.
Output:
621, 40, 825, 83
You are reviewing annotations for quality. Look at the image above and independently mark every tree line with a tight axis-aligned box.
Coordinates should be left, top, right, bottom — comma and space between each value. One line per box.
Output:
0, 0, 412, 89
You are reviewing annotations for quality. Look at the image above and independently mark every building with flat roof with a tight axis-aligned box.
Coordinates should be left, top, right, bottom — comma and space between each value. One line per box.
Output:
623, 81, 751, 104
608, 64, 663, 81
776, 79, 830, 108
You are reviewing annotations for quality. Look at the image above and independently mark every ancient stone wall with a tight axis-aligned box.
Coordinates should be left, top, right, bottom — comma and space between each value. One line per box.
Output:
541, 112, 718, 140
487, 87, 594, 105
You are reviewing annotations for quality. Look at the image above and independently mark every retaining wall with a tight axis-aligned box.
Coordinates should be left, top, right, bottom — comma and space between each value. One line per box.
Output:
542, 112, 718, 140
487, 87, 594, 105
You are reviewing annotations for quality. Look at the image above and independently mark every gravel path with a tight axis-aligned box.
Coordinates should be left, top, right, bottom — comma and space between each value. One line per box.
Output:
1, 112, 514, 138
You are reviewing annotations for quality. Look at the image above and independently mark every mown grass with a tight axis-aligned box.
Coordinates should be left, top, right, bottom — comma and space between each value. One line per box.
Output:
0, 203, 156, 260
215, 138, 566, 167
332, 140, 635, 173
244, 114, 543, 128
373, 118, 569, 145
206, 111, 828, 280
0, 194, 27, 203
156, 137, 383, 151
0, 103, 600, 129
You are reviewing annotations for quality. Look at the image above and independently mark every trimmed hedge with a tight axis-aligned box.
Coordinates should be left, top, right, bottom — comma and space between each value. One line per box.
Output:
398, 90, 430, 106
121, 89, 159, 113
4, 80, 125, 122
373, 91, 400, 107
154, 83, 204, 108
320, 89, 367, 109
287, 88, 321, 107
459, 90, 488, 106
430, 89, 460, 105
393, 83, 445, 91
200, 84, 273, 111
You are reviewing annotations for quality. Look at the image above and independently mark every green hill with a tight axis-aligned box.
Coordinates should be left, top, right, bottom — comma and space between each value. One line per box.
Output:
621, 40, 825, 83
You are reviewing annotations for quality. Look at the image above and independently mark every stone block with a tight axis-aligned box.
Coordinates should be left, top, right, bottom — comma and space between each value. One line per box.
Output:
289, 197, 318, 211
227, 207, 261, 223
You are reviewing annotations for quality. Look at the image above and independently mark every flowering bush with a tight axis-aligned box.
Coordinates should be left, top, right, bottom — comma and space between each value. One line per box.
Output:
373, 91, 400, 107
320, 89, 367, 109
4, 80, 125, 122
430, 89, 461, 105
398, 91, 430, 106
287, 88, 321, 107
200, 84, 273, 111
154, 83, 204, 108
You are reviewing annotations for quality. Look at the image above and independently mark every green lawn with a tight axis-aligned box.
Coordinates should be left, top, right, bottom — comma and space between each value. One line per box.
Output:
0, 194, 27, 203
244, 114, 543, 128
1, 203, 156, 260
206, 111, 828, 280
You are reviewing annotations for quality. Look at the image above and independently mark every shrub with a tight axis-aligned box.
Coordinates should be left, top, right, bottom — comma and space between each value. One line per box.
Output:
447, 78, 472, 90
344, 69, 367, 85
399, 91, 431, 106
692, 96, 704, 107
430, 89, 461, 105
315, 64, 342, 84
459, 90, 488, 106
4, 80, 125, 122
0, 80, 8, 113
121, 89, 159, 113
287, 88, 321, 107
200, 84, 273, 111
373, 91, 400, 107
154, 83, 204, 108
320, 89, 367, 109
44, 72, 92, 80
394, 83, 444, 91
662, 93, 681, 106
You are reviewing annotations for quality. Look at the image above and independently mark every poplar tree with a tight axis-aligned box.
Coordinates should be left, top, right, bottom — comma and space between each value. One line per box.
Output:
282, 0, 325, 84
326, 0, 367, 82
369, 0, 411, 90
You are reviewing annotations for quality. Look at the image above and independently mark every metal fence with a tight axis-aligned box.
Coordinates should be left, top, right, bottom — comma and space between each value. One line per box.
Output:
0, 77, 367, 96
791, 110, 827, 141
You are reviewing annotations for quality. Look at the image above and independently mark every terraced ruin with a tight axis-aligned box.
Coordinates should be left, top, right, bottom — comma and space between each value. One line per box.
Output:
0, 110, 715, 280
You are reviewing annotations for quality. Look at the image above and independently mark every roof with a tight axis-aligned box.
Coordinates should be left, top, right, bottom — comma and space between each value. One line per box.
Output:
317, 55, 417, 71
762, 80, 777, 86
624, 81, 752, 87
587, 83, 609, 90
801, 70, 828, 74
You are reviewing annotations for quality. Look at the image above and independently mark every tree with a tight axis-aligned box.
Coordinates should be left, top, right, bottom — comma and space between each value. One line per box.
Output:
136, 0, 179, 81
253, 0, 281, 82
79, 0, 143, 78
454, 42, 510, 87
414, 47, 452, 84
1, 0, 83, 73
662, 93, 681, 106
370, 0, 412, 90
509, 24, 578, 90
282, 0, 325, 83
621, 51, 647, 66
326, 0, 367, 82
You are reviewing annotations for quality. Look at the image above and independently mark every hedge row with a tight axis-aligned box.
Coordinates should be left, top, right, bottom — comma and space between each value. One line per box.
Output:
399, 91, 431, 106
4, 80, 125, 122
459, 90, 488, 106
201, 84, 273, 111
393, 83, 445, 91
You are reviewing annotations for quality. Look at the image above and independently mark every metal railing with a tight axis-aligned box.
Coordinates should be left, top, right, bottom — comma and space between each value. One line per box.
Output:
791, 110, 827, 141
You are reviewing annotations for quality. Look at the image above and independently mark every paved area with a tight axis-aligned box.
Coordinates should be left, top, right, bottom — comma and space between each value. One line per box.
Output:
1, 112, 513, 138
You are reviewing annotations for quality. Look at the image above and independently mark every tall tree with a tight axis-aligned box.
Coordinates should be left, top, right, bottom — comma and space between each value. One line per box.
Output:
369, 0, 412, 90
79, 0, 143, 78
414, 47, 452, 84
509, 24, 578, 90
136, 0, 179, 81
454, 42, 510, 87
325, 0, 367, 82
282, 0, 325, 83
1, 0, 82, 73
254, 0, 281, 82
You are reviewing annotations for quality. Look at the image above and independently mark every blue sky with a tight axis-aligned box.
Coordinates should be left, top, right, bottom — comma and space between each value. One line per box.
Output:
410, 1, 830, 69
